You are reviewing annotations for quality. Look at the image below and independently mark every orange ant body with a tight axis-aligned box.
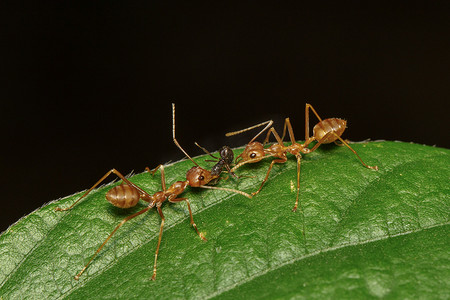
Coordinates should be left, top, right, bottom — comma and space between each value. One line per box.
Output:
55, 103, 250, 281
227, 103, 378, 213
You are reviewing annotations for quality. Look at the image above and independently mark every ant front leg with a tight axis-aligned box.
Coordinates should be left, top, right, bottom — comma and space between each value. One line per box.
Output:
279, 118, 297, 145
263, 127, 285, 146
253, 156, 287, 197
168, 196, 207, 241
146, 164, 167, 192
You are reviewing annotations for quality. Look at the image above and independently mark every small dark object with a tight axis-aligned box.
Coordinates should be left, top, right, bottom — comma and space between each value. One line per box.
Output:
195, 143, 239, 183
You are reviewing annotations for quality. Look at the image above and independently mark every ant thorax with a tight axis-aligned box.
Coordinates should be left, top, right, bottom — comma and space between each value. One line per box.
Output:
165, 181, 189, 196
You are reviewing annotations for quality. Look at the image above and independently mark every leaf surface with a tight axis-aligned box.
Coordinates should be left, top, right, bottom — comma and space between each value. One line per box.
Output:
0, 141, 449, 299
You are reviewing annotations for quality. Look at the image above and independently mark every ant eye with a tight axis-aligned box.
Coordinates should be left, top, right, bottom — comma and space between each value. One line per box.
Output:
198, 175, 205, 181
250, 153, 257, 158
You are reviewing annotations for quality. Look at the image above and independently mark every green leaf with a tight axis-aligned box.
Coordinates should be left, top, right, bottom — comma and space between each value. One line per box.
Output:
0, 141, 449, 299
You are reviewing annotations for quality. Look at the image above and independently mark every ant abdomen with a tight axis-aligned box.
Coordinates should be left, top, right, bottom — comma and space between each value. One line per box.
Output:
313, 118, 346, 143
106, 184, 141, 208
219, 146, 234, 166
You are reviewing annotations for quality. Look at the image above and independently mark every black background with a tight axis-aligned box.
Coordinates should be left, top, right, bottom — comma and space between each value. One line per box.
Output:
1, 2, 449, 233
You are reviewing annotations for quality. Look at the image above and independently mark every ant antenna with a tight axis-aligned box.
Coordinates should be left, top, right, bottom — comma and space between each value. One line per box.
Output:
172, 103, 199, 167
226, 120, 273, 143
194, 142, 219, 160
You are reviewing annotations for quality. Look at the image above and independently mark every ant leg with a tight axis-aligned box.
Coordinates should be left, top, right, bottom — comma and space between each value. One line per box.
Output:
305, 103, 324, 141
263, 127, 285, 146
168, 197, 207, 241
292, 154, 306, 238
332, 134, 378, 170
223, 164, 238, 179
263, 124, 286, 146
55, 170, 115, 211
306, 131, 333, 153
263, 127, 273, 145
253, 157, 287, 196
334, 139, 349, 146
151, 206, 165, 281
55, 169, 146, 211
74, 205, 153, 280
308, 132, 378, 170
292, 154, 302, 213
262, 120, 289, 145
146, 165, 167, 192
282, 118, 297, 145
146, 164, 163, 175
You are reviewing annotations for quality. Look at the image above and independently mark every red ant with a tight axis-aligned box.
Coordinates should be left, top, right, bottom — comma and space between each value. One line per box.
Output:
227, 103, 378, 213
55, 103, 250, 281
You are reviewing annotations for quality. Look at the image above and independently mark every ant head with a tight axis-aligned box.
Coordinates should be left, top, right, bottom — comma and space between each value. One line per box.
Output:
236, 141, 265, 164
218, 146, 234, 165
186, 166, 215, 187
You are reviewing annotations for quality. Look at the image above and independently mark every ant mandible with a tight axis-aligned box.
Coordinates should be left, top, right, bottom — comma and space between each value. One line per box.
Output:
55, 103, 250, 281
227, 103, 378, 213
